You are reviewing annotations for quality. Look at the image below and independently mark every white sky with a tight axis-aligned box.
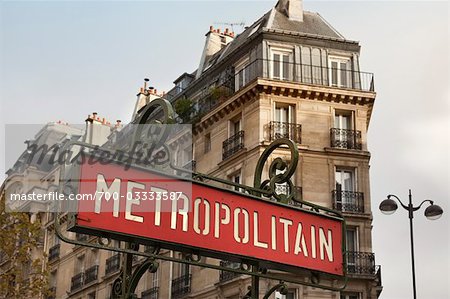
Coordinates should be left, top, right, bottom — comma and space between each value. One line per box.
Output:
0, 1, 449, 298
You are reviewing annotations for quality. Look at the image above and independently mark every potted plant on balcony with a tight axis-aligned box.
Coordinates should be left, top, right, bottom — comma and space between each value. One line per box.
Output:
209, 86, 231, 104
174, 98, 195, 123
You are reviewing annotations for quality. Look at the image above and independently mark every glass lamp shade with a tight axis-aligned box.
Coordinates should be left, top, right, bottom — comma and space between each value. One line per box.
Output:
424, 204, 443, 220
379, 198, 398, 215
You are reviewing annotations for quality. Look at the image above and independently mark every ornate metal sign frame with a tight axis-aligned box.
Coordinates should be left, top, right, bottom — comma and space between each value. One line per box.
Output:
53, 98, 348, 298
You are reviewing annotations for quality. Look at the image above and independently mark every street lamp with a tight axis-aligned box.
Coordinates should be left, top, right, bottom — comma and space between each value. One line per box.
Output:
379, 189, 443, 299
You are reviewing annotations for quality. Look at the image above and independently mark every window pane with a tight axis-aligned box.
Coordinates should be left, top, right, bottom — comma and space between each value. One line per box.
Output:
340, 62, 348, 87
283, 54, 290, 80
331, 61, 338, 86
273, 54, 280, 79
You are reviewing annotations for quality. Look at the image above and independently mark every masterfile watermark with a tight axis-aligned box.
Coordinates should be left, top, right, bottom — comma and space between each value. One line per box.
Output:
4, 123, 193, 213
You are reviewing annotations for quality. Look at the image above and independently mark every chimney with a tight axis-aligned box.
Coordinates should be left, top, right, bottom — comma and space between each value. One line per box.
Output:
276, 0, 303, 22
196, 25, 234, 78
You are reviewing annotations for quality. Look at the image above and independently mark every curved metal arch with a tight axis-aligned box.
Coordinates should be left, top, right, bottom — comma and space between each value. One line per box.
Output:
253, 138, 299, 203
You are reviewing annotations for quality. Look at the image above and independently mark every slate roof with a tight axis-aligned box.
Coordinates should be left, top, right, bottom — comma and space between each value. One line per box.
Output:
204, 6, 349, 71
267, 9, 345, 39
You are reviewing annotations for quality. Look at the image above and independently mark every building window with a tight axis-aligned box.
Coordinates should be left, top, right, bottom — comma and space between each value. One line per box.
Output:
88, 292, 96, 299
223, 117, 244, 160
346, 227, 359, 273
341, 292, 361, 299
270, 104, 301, 143
229, 170, 242, 192
335, 168, 355, 193
235, 58, 250, 91
334, 110, 353, 131
329, 56, 351, 88
275, 289, 296, 299
332, 110, 361, 150
230, 118, 241, 137
271, 49, 293, 81
346, 227, 359, 252
204, 133, 211, 153
273, 103, 295, 138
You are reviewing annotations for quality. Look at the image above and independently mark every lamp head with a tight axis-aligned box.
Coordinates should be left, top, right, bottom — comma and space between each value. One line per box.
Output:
379, 197, 398, 215
424, 203, 443, 220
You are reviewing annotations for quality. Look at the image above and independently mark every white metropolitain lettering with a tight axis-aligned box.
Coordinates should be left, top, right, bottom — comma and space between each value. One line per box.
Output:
279, 218, 293, 253
170, 193, 189, 232
253, 212, 268, 248
294, 223, 308, 257
311, 226, 317, 258
94, 174, 120, 217
271, 216, 277, 250
151, 187, 166, 226
319, 228, 333, 261
125, 181, 144, 223
194, 198, 210, 235
233, 208, 249, 244
214, 203, 230, 238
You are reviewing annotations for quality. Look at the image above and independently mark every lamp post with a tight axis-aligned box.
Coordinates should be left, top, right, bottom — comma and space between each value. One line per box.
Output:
379, 189, 443, 299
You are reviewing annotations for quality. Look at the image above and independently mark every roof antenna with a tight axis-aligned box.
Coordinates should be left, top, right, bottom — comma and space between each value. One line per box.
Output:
214, 21, 246, 32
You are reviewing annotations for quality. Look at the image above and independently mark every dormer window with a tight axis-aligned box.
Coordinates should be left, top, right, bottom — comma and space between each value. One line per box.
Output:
270, 49, 293, 81
235, 57, 250, 91
329, 56, 351, 88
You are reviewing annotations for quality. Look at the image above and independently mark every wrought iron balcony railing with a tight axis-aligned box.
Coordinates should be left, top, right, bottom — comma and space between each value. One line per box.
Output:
166, 59, 373, 125
84, 265, 99, 284
332, 190, 364, 213
345, 251, 376, 275
70, 272, 84, 292
269, 121, 301, 144
48, 244, 60, 262
105, 254, 120, 275
171, 274, 192, 298
330, 128, 362, 150
235, 59, 375, 92
219, 260, 241, 282
222, 131, 244, 160
142, 286, 159, 299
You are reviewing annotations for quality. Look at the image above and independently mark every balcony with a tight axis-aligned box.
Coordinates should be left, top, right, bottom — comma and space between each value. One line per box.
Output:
84, 265, 99, 284
222, 131, 244, 160
269, 121, 301, 144
171, 274, 192, 298
167, 58, 373, 128
219, 260, 241, 282
330, 128, 362, 150
48, 244, 60, 262
105, 254, 120, 275
240, 59, 374, 92
332, 190, 364, 213
345, 251, 376, 275
141, 286, 159, 299
70, 272, 84, 292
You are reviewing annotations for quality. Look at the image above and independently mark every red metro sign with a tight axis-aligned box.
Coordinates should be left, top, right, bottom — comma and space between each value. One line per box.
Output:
70, 160, 344, 276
